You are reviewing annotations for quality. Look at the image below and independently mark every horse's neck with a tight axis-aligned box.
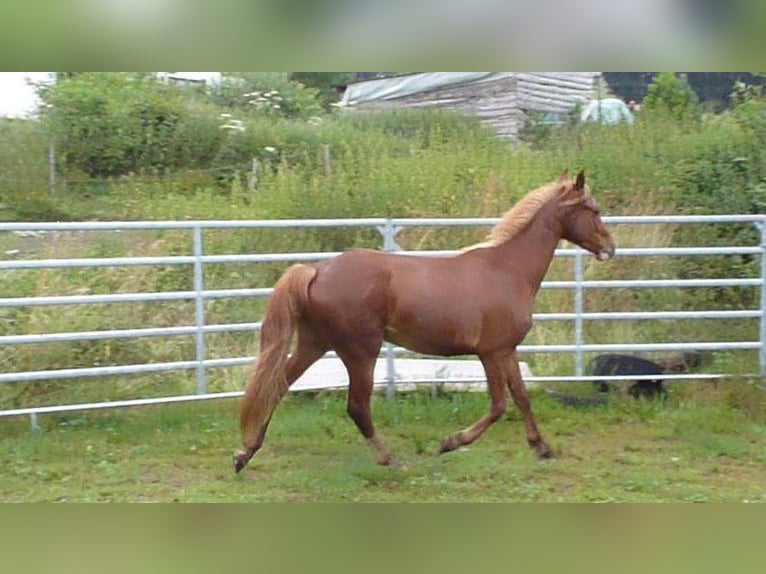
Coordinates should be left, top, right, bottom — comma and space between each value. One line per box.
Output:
494, 204, 562, 290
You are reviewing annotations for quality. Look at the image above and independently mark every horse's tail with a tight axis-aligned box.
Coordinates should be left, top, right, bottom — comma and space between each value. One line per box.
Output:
239, 263, 317, 448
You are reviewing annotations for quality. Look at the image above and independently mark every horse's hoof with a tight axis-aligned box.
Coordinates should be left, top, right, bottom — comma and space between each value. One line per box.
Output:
233, 451, 250, 473
536, 444, 554, 459
438, 436, 457, 454
387, 458, 409, 471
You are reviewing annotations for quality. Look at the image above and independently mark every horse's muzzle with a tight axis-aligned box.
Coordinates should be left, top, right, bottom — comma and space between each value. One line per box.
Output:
596, 243, 616, 261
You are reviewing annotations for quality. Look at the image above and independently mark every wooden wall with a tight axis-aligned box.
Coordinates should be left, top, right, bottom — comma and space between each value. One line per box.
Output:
348, 72, 600, 140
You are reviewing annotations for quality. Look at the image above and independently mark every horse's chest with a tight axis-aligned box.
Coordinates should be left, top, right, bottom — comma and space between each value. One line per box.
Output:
471, 292, 534, 347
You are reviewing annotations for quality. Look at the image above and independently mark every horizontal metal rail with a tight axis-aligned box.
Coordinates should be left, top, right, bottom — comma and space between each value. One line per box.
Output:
389, 214, 766, 226
3, 308, 759, 347
1, 341, 758, 386
516, 341, 761, 353
0, 288, 272, 307
0, 357, 262, 385
0, 219, 391, 231
399, 247, 763, 258
1, 277, 760, 309
0, 252, 344, 270
0, 322, 262, 346
0, 213, 754, 234
533, 310, 762, 321
0, 372, 743, 419
541, 278, 762, 289
2, 246, 760, 273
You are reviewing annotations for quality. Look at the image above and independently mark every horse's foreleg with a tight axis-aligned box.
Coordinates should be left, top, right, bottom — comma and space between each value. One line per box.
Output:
439, 353, 508, 454
506, 351, 552, 459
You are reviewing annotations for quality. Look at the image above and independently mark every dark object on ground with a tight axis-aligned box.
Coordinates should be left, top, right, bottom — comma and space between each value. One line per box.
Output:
590, 351, 705, 398
549, 351, 705, 407
589, 353, 667, 399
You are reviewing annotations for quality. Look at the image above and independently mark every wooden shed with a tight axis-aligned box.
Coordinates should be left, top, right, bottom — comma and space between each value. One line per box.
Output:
338, 72, 601, 140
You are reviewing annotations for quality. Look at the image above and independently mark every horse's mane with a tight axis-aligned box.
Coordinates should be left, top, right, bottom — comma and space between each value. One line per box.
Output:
464, 178, 579, 251
486, 182, 566, 245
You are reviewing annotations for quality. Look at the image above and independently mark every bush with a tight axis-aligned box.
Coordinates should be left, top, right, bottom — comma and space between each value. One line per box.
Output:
642, 72, 701, 122
40, 73, 224, 178
209, 72, 324, 119
0, 119, 50, 220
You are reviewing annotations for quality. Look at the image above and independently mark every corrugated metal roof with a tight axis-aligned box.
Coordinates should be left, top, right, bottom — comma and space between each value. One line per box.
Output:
340, 72, 517, 105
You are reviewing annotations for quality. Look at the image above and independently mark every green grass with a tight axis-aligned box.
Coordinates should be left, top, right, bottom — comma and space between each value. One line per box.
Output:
2, 384, 765, 502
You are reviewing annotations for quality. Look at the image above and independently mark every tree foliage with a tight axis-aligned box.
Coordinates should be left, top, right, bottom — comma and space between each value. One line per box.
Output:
39, 73, 222, 178
288, 72, 356, 109
209, 72, 324, 118
642, 72, 700, 121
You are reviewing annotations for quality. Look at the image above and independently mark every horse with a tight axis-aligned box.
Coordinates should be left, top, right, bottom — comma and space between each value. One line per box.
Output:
233, 170, 616, 472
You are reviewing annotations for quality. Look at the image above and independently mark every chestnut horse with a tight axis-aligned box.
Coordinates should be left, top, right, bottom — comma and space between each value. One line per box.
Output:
234, 170, 615, 472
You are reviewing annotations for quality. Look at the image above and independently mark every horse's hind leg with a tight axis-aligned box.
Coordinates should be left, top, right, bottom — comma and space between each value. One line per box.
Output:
339, 346, 401, 468
505, 350, 552, 458
234, 325, 327, 471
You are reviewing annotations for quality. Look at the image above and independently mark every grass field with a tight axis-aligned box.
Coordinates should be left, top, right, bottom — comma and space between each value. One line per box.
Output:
2, 382, 765, 502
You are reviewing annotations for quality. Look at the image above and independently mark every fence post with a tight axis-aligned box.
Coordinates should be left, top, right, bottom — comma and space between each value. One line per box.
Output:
759, 219, 766, 386
323, 144, 332, 176
248, 157, 258, 196
376, 219, 403, 399
48, 139, 56, 197
193, 225, 206, 394
574, 247, 585, 378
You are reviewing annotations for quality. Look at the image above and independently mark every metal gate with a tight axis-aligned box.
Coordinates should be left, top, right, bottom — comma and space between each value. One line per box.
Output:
1, 214, 764, 427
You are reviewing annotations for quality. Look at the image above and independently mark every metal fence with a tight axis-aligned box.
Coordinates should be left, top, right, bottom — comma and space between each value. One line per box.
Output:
1, 215, 764, 427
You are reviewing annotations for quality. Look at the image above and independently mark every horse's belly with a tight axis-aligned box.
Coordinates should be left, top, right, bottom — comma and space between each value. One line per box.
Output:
384, 329, 471, 356
384, 313, 480, 356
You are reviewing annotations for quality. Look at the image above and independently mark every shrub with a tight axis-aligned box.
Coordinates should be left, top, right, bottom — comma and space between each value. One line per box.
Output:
209, 72, 324, 119
642, 72, 701, 122
39, 73, 223, 178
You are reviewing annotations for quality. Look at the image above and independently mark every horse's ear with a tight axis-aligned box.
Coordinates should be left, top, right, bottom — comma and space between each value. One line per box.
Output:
574, 170, 586, 191
558, 170, 570, 182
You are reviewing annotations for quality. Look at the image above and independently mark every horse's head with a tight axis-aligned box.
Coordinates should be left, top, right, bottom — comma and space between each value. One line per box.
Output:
558, 171, 616, 261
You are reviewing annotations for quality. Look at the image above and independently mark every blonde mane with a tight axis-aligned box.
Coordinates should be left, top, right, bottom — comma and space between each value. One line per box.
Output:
463, 178, 579, 251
